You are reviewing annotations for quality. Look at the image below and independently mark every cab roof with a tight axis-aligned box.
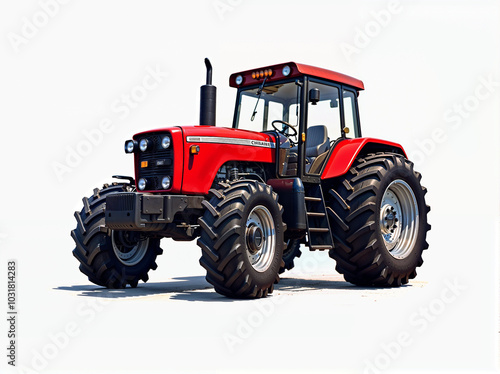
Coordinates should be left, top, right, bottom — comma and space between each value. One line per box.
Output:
229, 62, 364, 91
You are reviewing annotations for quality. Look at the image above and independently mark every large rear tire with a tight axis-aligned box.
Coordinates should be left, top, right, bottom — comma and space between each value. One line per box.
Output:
197, 180, 285, 298
326, 153, 430, 286
71, 183, 163, 288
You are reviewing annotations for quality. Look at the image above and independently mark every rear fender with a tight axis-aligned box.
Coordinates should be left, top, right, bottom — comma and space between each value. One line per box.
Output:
321, 138, 406, 180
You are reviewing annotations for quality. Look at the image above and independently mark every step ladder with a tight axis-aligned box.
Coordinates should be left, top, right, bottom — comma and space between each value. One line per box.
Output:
304, 184, 334, 251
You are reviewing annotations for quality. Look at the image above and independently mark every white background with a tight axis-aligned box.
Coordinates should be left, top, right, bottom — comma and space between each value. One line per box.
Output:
0, 1, 499, 373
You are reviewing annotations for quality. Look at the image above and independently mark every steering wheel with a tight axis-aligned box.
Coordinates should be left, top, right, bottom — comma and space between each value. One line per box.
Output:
271, 120, 298, 138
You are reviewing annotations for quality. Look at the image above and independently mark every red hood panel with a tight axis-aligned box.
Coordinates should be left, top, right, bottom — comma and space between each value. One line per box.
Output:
135, 126, 276, 143
180, 126, 276, 143
134, 126, 276, 195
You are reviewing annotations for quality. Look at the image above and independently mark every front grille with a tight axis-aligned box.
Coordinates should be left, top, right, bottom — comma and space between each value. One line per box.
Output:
136, 133, 174, 190
107, 193, 135, 211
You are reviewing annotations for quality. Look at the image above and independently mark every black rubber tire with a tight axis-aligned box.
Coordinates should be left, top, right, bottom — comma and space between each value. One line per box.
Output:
71, 183, 163, 288
279, 239, 302, 274
197, 180, 285, 299
326, 153, 431, 287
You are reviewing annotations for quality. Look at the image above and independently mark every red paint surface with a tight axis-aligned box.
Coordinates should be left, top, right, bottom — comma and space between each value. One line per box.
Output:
321, 138, 406, 179
133, 126, 276, 195
130, 128, 404, 194
180, 126, 276, 194
229, 62, 364, 90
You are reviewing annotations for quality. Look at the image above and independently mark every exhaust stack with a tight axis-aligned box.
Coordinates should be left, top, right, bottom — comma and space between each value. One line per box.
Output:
200, 58, 216, 126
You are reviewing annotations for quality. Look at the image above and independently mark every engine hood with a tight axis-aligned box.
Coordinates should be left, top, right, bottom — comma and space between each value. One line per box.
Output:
133, 126, 277, 195
183, 126, 277, 148
135, 126, 276, 148
181, 126, 276, 194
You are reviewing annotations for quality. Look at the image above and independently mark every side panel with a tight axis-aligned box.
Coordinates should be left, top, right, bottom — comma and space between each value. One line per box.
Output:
180, 126, 276, 194
321, 137, 407, 180
267, 178, 306, 231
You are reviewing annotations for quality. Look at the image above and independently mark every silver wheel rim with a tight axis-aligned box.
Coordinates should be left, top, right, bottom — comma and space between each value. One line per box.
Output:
111, 231, 149, 266
379, 180, 419, 259
245, 205, 276, 272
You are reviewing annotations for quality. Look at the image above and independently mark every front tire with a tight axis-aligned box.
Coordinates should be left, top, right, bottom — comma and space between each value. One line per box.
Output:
197, 180, 285, 298
326, 153, 431, 286
71, 183, 163, 288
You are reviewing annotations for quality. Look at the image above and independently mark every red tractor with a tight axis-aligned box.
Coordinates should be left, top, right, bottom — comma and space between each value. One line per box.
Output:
71, 59, 430, 298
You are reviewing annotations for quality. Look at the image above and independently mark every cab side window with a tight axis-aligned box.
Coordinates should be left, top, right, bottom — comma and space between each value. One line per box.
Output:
307, 81, 341, 140
342, 90, 359, 138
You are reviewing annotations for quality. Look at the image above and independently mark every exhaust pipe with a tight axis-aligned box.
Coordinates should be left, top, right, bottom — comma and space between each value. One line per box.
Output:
200, 58, 216, 126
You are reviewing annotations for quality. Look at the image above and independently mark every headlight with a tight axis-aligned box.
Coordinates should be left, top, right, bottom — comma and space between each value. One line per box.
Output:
235, 75, 243, 85
139, 139, 149, 152
282, 65, 291, 77
161, 136, 171, 149
161, 176, 171, 190
138, 178, 147, 191
124, 140, 136, 153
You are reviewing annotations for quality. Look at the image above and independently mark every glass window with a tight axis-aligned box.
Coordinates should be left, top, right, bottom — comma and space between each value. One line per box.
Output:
307, 81, 341, 141
268, 101, 284, 130
287, 103, 299, 124
238, 94, 264, 131
235, 81, 301, 136
342, 89, 359, 138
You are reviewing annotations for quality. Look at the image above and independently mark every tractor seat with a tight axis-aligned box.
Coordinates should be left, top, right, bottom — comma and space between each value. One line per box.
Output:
288, 125, 330, 164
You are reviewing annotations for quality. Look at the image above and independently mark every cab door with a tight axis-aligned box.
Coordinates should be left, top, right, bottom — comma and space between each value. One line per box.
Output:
302, 80, 362, 177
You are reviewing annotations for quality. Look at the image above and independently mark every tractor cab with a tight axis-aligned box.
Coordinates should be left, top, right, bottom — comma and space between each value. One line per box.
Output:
230, 62, 364, 179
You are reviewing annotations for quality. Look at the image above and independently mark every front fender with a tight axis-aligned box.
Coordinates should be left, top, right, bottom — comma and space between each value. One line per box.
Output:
321, 138, 407, 180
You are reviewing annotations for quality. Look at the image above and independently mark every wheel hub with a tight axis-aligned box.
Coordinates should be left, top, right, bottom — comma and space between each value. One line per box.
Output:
380, 202, 402, 249
245, 205, 276, 272
112, 231, 149, 266
379, 180, 419, 259
246, 224, 264, 254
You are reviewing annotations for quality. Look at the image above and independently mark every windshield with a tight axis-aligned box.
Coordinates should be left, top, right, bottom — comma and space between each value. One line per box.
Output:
234, 80, 301, 141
